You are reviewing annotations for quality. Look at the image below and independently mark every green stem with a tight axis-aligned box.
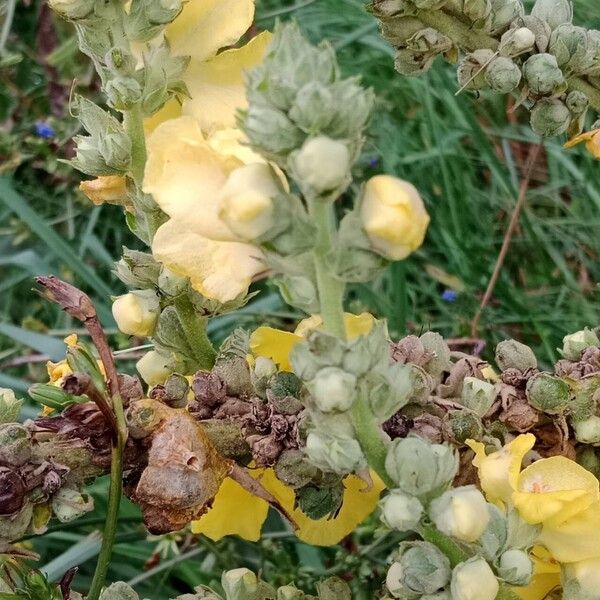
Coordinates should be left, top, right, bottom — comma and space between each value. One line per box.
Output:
124, 104, 147, 184
0, 0, 16, 53
350, 396, 395, 489
417, 522, 469, 567
308, 199, 346, 340
87, 395, 127, 600
417, 8, 600, 112
174, 295, 217, 369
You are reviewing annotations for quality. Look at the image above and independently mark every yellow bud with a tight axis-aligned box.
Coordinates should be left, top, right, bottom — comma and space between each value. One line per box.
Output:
218, 163, 279, 241
79, 176, 130, 209
136, 350, 172, 386
112, 290, 160, 337
360, 175, 430, 261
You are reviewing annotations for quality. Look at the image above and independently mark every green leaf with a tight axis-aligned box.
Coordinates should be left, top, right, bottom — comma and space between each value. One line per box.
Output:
0, 323, 66, 361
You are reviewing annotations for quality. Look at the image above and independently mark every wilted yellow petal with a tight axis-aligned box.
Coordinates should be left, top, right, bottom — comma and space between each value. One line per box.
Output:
166, 0, 254, 63
250, 327, 301, 372
191, 475, 269, 542
183, 31, 273, 134
47, 360, 72, 385
152, 219, 264, 303
79, 176, 129, 208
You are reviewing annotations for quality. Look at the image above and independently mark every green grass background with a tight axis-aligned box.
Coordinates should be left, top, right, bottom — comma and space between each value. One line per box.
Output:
1, 0, 600, 597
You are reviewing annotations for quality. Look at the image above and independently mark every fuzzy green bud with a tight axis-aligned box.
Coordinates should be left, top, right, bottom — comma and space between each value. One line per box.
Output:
445, 410, 484, 445
522, 53, 566, 95
549, 24, 590, 71
49, 0, 94, 20
0, 423, 31, 467
495, 339, 537, 371
105, 77, 143, 112
530, 0, 573, 30
489, 0, 524, 35
498, 549, 533, 586
305, 431, 365, 474
460, 377, 496, 417
385, 437, 458, 498
457, 49, 496, 91
386, 541, 451, 598
51, 487, 94, 523
572, 415, 600, 445
499, 27, 536, 57
561, 328, 600, 360
275, 450, 319, 489
277, 586, 305, 600
162, 373, 190, 408
379, 490, 424, 531
222, 569, 258, 600
136, 350, 173, 386
243, 105, 304, 157
526, 372, 570, 414
485, 57, 522, 93
420, 331, 452, 378
311, 367, 357, 413
531, 98, 571, 136
450, 558, 499, 600
566, 90, 589, 117
99, 582, 139, 600
0, 388, 22, 423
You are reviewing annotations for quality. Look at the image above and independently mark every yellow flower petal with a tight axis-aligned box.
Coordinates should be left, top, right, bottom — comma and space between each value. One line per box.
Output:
191, 475, 269, 542
207, 127, 265, 167
466, 434, 535, 506
47, 359, 72, 385
152, 218, 264, 303
144, 98, 182, 137
513, 547, 561, 600
564, 128, 600, 159
183, 31, 273, 135
513, 456, 599, 525
294, 312, 376, 339
249, 327, 301, 372
165, 0, 254, 63
260, 469, 385, 546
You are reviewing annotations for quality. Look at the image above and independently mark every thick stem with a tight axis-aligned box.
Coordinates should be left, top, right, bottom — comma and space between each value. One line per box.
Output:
417, 522, 469, 567
124, 104, 147, 185
350, 396, 395, 489
173, 295, 217, 369
308, 199, 346, 340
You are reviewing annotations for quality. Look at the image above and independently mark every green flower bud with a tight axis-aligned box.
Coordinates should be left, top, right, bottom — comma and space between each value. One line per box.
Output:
0, 388, 22, 423
577, 446, 600, 479
562, 559, 600, 600
0, 423, 31, 467
112, 290, 160, 337
105, 77, 143, 111
221, 569, 258, 600
463, 0, 492, 24
288, 82, 336, 133
499, 27, 536, 57
561, 328, 600, 360
445, 410, 483, 445
457, 50, 496, 91
99, 582, 139, 600
243, 105, 304, 157
296, 483, 344, 520
157, 266, 188, 296
566, 90, 589, 116
572, 415, 600, 445
485, 56, 522, 93
275, 449, 319, 489
460, 377, 496, 417
49, 0, 94, 20
429, 486, 490, 542
51, 487, 94, 523
162, 373, 190, 408
115, 249, 161, 289
97, 131, 134, 172
495, 339, 537, 371
526, 372, 570, 414
519, 15, 552, 52
326, 79, 374, 138
489, 0, 524, 35
531, 0, 573, 30
420, 331, 452, 378
531, 98, 571, 136
522, 53, 566, 95
379, 490, 424, 531
549, 24, 589, 71
292, 136, 351, 196
277, 586, 305, 600
316, 578, 351, 600
386, 541, 451, 598
311, 367, 357, 413
497, 549, 533, 585
305, 431, 365, 474
385, 437, 458, 498
450, 558, 499, 600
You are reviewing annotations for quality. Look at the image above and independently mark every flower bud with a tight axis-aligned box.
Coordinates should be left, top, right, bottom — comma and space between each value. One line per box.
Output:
277, 586, 305, 600
276, 275, 319, 314
530, 98, 571, 137
288, 82, 336, 133
499, 27, 536, 57
99, 582, 139, 600
522, 53, 566, 95
243, 104, 304, 157
497, 549, 533, 586
457, 50, 496, 91
379, 491, 424, 531
562, 558, 600, 600
292, 136, 351, 195
549, 24, 589, 70
572, 415, 600, 445
51, 487, 94, 523
222, 568, 258, 600
531, 0, 573, 30
450, 558, 499, 600
305, 431, 365, 474
566, 90, 589, 117
112, 290, 160, 337
386, 541, 451, 598
460, 377, 496, 417
49, 0, 94, 20
561, 328, 600, 360
445, 411, 483, 445
125, 400, 161, 439
0, 424, 31, 467
105, 77, 143, 111
136, 350, 172, 386
429, 486, 490, 542
420, 331, 452, 378
311, 367, 357, 413
489, 0, 524, 35
157, 266, 188, 296
526, 372, 570, 414
385, 437, 458, 498
360, 175, 430, 261
0, 388, 22, 423
218, 163, 280, 241
485, 57, 522, 93
495, 339, 537, 372
395, 49, 437, 76
577, 446, 600, 479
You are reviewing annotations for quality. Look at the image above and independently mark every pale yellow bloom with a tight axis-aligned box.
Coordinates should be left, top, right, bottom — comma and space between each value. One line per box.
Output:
112, 290, 160, 337
79, 176, 130, 209
360, 175, 430, 261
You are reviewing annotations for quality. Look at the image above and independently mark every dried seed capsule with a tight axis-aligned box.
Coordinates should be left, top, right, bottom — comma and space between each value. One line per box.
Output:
530, 98, 571, 136
485, 56, 522, 93
522, 53, 566, 95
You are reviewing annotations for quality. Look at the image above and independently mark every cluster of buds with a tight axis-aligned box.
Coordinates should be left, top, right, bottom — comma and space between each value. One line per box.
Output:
370, 0, 600, 137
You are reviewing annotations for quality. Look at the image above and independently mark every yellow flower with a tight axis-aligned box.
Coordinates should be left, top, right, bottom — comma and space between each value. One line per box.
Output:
192, 468, 384, 546
79, 176, 130, 209
565, 127, 600, 159
360, 175, 430, 261
144, 116, 266, 302
466, 434, 535, 506
250, 312, 377, 371
513, 547, 561, 600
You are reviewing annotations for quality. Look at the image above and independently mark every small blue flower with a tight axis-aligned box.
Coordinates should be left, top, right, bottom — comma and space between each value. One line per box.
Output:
441, 289, 458, 302
367, 156, 380, 168
35, 121, 55, 139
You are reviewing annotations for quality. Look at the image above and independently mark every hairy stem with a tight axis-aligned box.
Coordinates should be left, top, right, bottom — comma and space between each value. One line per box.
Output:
308, 199, 347, 340
173, 295, 217, 369
417, 522, 469, 567
350, 396, 395, 489
124, 104, 147, 185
